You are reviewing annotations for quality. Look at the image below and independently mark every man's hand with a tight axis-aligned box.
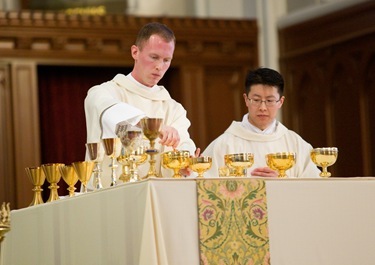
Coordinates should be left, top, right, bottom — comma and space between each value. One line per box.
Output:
250, 167, 278, 178
179, 148, 201, 177
159, 125, 180, 148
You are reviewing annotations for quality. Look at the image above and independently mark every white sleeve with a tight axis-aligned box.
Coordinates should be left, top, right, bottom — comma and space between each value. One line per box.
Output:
101, 103, 146, 138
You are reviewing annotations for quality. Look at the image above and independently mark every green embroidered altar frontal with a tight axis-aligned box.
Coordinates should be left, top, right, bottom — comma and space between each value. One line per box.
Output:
196, 179, 270, 265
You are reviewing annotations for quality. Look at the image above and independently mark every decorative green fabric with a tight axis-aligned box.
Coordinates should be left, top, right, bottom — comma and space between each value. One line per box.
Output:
196, 179, 270, 265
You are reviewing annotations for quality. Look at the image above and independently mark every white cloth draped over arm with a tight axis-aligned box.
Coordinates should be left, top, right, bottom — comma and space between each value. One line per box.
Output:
101, 103, 145, 138
84, 83, 145, 142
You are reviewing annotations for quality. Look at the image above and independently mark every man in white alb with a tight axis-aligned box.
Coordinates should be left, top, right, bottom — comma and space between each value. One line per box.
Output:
202, 67, 320, 178
84, 22, 197, 187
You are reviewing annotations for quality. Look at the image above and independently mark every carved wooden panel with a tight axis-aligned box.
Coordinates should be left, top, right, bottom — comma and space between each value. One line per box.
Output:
279, 1, 375, 177
0, 63, 17, 207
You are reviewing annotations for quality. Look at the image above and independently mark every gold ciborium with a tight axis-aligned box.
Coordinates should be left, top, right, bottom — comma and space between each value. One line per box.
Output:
41, 163, 64, 202
102, 138, 120, 186
310, 147, 338, 178
72, 161, 94, 193
190, 156, 212, 178
86, 142, 104, 190
266, 152, 296, 178
59, 165, 79, 197
224, 153, 254, 177
140, 117, 163, 178
25, 166, 46, 206
162, 150, 190, 178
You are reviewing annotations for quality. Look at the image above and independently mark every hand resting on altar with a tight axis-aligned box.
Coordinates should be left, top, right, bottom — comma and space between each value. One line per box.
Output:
251, 167, 278, 178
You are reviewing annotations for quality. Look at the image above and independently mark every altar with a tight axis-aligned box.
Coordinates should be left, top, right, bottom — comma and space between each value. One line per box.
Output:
3, 177, 375, 265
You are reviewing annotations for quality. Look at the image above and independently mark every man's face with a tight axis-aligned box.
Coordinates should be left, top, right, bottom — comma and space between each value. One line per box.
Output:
243, 84, 284, 130
131, 34, 175, 87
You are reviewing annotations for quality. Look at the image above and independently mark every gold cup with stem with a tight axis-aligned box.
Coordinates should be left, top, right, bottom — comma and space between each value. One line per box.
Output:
162, 150, 191, 178
41, 163, 64, 202
116, 124, 136, 183
102, 137, 120, 186
266, 152, 296, 178
310, 147, 338, 177
72, 161, 95, 193
140, 117, 163, 178
86, 142, 104, 190
189, 156, 212, 178
25, 166, 46, 206
224, 153, 254, 177
117, 124, 148, 182
59, 165, 79, 197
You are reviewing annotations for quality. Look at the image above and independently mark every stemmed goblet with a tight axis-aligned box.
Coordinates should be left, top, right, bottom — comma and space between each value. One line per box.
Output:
118, 125, 148, 182
72, 161, 95, 193
190, 156, 212, 178
266, 152, 296, 178
224, 153, 254, 177
86, 142, 104, 190
25, 166, 46, 206
310, 147, 338, 177
140, 118, 163, 178
41, 163, 64, 202
162, 150, 191, 178
59, 165, 79, 197
102, 137, 120, 186
116, 124, 133, 183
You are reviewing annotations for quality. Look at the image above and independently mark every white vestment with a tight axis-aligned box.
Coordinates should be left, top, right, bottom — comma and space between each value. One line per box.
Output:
84, 74, 196, 187
202, 120, 320, 178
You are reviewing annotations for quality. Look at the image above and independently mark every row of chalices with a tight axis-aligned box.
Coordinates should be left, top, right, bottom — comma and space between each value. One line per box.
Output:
220, 147, 338, 178
221, 152, 296, 178
25, 161, 95, 206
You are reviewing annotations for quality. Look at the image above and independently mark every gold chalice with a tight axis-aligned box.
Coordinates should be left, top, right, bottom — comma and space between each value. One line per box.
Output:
102, 137, 120, 186
310, 147, 338, 177
25, 166, 46, 206
162, 150, 191, 178
86, 142, 104, 190
266, 152, 296, 178
117, 125, 144, 182
72, 161, 95, 193
224, 153, 254, 177
190, 156, 212, 178
41, 163, 64, 202
59, 165, 79, 197
140, 117, 163, 178
126, 145, 148, 182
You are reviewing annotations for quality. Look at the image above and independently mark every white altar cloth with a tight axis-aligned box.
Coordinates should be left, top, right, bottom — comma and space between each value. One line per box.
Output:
3, 177, 375, 265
